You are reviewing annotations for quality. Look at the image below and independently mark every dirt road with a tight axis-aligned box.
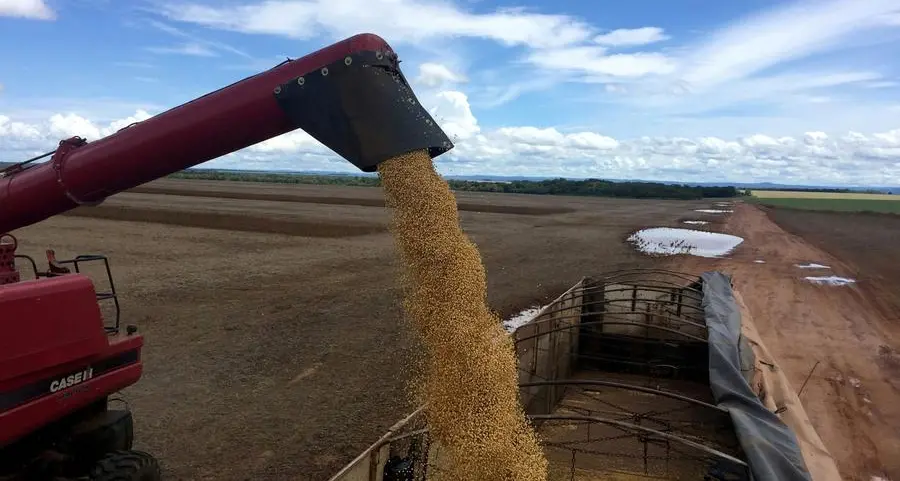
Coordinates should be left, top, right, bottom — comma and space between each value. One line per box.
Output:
670, 204, 900, 481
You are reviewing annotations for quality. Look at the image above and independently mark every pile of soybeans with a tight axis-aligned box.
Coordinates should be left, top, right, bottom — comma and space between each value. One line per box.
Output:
378, 150, 548, 481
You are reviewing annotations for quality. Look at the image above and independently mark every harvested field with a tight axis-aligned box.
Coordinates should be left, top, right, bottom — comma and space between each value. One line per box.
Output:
65, 205, 387, 237
130, 179, 577, 215
748, 197, 900, 214
751, 190, 899, 200
667, 203, 900, 481
11, 180, 710, 481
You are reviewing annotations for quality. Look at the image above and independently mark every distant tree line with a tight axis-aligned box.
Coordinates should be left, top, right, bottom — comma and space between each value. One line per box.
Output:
448, 178, 737, 199
170, 170, 384, 187
169, 170, 738, 200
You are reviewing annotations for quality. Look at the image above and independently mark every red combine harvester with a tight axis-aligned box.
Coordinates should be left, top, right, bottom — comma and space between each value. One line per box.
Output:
0, 34, 452, 480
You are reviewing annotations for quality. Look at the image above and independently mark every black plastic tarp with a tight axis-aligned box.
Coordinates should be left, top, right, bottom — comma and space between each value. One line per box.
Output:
701, 271, 812, 481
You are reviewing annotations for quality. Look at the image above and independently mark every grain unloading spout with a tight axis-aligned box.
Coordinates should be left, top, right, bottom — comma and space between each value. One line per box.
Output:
0, 33, 453, 233
273, 36, 454, 173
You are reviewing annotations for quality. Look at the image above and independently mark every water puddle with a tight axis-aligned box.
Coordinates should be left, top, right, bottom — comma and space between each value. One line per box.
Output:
804, 276, 856, 286
503, 306, 543, 333
695, 209, 734, 214
682, 220, 709, 225
628, 227, 744, 258
754, 260, 766, 264
795, 263, 831, 269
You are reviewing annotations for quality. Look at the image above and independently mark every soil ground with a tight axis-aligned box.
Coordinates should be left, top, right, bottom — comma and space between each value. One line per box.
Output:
669, 203, 900, 481
12, 179, 709, 481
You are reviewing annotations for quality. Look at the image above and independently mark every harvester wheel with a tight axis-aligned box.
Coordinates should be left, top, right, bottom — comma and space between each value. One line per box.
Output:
89, 450, 161, 481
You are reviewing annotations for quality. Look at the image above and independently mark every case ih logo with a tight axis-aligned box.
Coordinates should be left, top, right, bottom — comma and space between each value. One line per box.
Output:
50, 367, 94, 393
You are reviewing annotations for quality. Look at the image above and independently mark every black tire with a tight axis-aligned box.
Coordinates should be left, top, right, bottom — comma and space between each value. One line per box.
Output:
89, 450, 161, 481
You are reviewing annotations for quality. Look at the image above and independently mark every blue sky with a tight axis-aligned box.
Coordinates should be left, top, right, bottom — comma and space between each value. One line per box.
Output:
1, 0, 899, 185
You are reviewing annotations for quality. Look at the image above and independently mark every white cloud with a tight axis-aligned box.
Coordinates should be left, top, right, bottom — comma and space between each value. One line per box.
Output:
526, 47, 675, 78
878, 12, 900, 25
416, 63, 467, 88
2, 86, 900, 186
49, 113, 102, 140
676, 0, 900, 90
620, 70, 884, 116
156, 0, 594, 48
145, 43, 219, 57
804, 96, 832, 104
47, 110, 153, 141
427, 91, 480, 140
594, 27, 669, 47
0, 0, 55, 20
149, 0, 900, 122
863, 80, 899, 88
567, 0, 900, 120
494, 126, 618, 151
247, 129, 326, 154
147, 20, 251, 58
0, 115, 42, 139
804, 131, 828, 144
104, 110, 154, 135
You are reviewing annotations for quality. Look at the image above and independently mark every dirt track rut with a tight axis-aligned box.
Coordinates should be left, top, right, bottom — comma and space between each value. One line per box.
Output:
670, 203, 900, 481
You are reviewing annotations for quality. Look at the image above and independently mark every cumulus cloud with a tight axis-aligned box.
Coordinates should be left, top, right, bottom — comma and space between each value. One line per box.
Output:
46, 110, 153, 141
494, 126, 618, 150
594, 27, 669, 47
156, 0, 593, 49
427, 91, 480, 140
0, 0, 54, 20
0, 115, 42, 139
416, 63, 467, 88
2, 96, 899, 185
246, 129, 328, 154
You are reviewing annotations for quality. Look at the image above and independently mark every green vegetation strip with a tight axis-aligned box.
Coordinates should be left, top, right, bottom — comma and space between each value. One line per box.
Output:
170, 170, 737, 200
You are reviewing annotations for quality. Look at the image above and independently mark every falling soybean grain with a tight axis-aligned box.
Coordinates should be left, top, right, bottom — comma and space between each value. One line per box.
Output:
378, 150, 548, 481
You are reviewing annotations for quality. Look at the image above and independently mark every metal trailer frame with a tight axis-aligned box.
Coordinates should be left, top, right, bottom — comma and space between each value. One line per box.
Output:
327, 269, 771, 481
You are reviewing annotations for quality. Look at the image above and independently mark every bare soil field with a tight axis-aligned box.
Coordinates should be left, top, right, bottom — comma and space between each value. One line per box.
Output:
12, 179, 709, 481
764, 206, 900, 318
129, 181, 576, 216
669, 203, 900, 481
